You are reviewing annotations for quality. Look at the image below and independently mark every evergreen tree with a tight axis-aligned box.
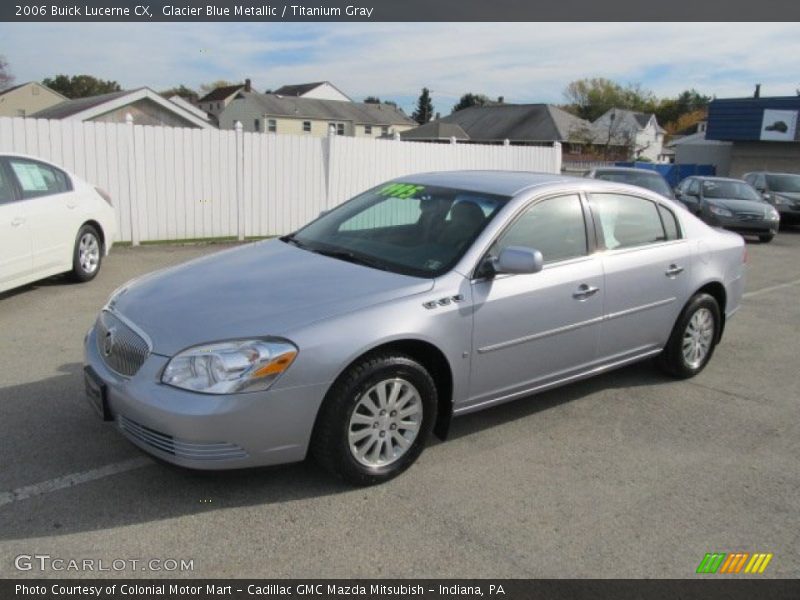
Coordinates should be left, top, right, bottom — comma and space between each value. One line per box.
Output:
412, 87, 434, 125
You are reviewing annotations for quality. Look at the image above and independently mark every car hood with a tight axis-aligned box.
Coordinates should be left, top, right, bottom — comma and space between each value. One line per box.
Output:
773, 191, 800, 202
108, 240, 433, 355
707, 198, 768, 213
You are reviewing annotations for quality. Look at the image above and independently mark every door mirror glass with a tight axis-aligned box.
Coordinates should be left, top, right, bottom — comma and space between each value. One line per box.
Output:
495, 246, 544, 275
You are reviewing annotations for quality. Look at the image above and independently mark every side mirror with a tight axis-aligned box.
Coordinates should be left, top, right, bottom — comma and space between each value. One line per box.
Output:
494, 246, 544, 275
318, 209, 330, 218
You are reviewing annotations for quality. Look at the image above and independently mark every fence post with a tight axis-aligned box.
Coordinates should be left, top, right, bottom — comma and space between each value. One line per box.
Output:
322, 124, 337, 208
124, 113, 139, 246
552, 141, 562, 174
235, 121, 245, 241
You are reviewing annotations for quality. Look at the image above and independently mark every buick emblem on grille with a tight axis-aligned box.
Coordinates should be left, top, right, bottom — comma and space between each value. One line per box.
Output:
103, 327, 117, 357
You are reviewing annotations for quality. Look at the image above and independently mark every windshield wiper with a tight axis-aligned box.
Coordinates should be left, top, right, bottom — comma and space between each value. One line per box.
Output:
313, 248, 389, 271
281, 234, 311, 250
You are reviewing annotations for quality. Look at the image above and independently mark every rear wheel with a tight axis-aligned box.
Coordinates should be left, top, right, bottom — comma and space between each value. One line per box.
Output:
311, 353, 437, 485
657, 293, 720, 379
71, 224, 103, 282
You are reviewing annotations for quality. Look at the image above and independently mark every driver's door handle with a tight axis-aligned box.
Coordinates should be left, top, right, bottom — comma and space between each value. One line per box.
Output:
573, 284, 600, 300
665, 264, 684, 277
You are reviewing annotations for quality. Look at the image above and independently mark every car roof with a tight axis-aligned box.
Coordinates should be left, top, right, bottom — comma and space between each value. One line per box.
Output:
746, 171, 800, 176
690, 176, 746, 183
591, 167, 665, 177
397, 170, 587, 197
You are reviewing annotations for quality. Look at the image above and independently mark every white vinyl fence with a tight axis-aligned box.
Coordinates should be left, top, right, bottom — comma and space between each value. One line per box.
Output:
0, 117, 562, 244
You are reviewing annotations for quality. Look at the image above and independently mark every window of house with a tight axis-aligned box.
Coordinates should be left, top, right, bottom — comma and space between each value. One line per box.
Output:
590, 193, 667, 250
268, 119, 277, 133
254, 119, 260, 132
303, 121, 311, 133
216, 102, 221, 110
32, 87, 39, 96
490, 195, 587, 264
8, 158, 72, 199
364, 125, 373, 135
336, 123, 345, 136
382, 126, 389, 136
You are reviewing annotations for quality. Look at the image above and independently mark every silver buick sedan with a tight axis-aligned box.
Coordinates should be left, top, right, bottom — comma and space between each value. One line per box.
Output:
84, 171, 746, 485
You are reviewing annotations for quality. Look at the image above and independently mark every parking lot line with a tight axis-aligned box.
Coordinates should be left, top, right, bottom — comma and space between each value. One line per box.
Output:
743, 276, 800, 299
0, 457, 152, 508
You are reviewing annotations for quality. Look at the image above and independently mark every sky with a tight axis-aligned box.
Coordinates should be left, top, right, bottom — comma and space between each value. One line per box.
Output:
2, 22, 799, 114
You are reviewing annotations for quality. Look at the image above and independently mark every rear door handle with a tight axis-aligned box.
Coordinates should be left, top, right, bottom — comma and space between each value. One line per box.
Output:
573, 284, 600, 300
10, 217, 25, 227
665, 264, 684, 277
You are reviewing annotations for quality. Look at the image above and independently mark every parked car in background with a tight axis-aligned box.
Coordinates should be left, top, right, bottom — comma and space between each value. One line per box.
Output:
675, 176, 779, 243
0, 153, 116, 294
85, 171, 746, 485
584, 166, 675, 199
743, 171, 800, 226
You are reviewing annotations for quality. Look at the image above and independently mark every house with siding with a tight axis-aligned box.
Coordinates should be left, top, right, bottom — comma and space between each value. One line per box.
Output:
217, 90, 416, 137
399, 103, 627, 159
272, 81, 352, 102
197, 80, 250, 119
31, 87, 215, 129
0, 82, 66, 117
593, 108, 666, 162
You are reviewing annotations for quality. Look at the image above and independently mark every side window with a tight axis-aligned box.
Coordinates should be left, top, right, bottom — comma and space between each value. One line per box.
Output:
755, 174, 766, 190
491, 195, 587, 264
687, 179, 700, 196
590, 193, 666, 250
657, 204, 681, 241
8, 159, 71, 199
0, 163, 17, 204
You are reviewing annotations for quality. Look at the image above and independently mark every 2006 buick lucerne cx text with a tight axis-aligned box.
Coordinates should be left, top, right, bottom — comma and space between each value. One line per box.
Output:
84, 171, 746, 485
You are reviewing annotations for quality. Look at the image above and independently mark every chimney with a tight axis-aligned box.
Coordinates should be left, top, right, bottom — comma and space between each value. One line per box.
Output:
244, 78, 252, 92
754, 83, 761, 98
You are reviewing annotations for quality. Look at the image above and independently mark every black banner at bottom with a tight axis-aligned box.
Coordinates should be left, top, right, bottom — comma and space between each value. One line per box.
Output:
4, 580, 800, 600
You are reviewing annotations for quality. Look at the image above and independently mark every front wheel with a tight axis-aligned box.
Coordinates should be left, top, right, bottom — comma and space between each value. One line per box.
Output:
71, 224, 103, 282
759, 233, 774, 243
657, 293, 720, 379
311, 353, 437, 486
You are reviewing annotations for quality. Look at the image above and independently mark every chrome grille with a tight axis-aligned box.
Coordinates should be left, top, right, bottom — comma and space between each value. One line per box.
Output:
735, 212, 763, 221
118, 415, 248, 461
95, 311, 150, 377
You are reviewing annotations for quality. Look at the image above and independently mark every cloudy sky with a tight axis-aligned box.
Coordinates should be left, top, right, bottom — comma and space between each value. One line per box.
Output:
2, 22, 798, 113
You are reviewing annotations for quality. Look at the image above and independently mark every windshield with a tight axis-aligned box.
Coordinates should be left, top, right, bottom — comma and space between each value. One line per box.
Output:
287, 182, 510, 277
702, 180, 761, 201
593, 170, 673, 197
766, 174, 800, 193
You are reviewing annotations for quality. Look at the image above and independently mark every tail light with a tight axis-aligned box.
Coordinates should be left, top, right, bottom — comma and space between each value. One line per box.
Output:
95, 186, 113, 207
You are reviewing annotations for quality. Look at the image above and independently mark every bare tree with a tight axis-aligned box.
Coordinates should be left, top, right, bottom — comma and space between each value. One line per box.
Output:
0, 55, 15, 90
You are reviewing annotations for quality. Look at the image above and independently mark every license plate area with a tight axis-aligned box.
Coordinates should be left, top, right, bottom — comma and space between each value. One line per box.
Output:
84, 366, 111, 421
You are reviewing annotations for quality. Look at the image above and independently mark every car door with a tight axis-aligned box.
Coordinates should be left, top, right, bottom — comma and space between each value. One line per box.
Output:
589, 192, 691, 361
6, 157, 76, 273
0, 159, 33, 288
468, 193, 604, 408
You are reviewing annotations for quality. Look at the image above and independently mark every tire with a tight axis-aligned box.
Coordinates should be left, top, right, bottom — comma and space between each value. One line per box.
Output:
657, 293, 720, 379
759, 233, 774, 243
311, 353, 437, 486
71, 224, 103, 282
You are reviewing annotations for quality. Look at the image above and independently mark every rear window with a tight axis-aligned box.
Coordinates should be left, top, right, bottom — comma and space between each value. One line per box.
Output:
594, 170, 673, 197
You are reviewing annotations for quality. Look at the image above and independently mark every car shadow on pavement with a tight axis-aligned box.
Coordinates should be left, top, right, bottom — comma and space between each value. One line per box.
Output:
0, 359, 673, 542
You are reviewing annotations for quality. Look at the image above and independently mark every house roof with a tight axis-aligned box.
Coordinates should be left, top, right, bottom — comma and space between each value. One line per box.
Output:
272, 81, 352, 101
400, 121, 470, 141
31, 87, 215, 128
198, 84, 245, 103
240, 91, 414, 126
419, 104, 600, 143
0, 81, 67, 100
594, 108, 666, 134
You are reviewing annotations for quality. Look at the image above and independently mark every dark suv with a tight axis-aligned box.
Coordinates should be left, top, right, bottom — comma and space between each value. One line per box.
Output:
743, 172, 800, 226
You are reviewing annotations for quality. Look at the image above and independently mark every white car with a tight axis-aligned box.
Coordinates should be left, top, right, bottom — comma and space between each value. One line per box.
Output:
0, 153, 116, 294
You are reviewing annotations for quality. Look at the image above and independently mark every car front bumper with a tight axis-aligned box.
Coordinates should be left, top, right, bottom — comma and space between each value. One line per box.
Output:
84, 326, 330, 470
709, 214, 778, 235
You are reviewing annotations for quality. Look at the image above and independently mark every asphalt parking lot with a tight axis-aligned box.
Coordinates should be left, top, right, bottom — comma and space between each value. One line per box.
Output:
1, 232, 799, 579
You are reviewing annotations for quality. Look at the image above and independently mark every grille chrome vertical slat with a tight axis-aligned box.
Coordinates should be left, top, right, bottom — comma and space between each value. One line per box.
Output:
95, 311, 150, 377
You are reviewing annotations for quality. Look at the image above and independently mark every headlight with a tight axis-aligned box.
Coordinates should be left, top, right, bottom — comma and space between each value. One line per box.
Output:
709, 205, 733, 217
772, 196, 791, 206
162, 339, 297, 394
766, 207, 780, 220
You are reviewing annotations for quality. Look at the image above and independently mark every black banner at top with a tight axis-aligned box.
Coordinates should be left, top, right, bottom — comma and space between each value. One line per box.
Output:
3, 0, 800, 22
